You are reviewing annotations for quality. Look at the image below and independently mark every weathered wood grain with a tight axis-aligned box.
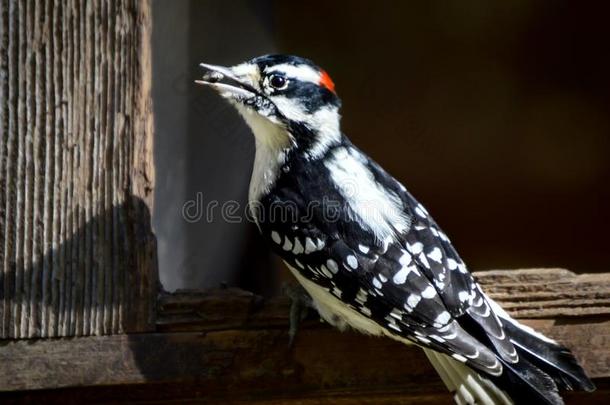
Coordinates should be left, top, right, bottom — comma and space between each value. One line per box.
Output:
0, 0, 156, 338
476, 268, 610, 318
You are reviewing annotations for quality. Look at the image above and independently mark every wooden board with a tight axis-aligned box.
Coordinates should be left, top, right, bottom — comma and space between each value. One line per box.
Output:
0, 323, 607, 403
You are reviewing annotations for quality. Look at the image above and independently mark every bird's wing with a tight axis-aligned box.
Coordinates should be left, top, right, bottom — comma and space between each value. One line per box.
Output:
267, 187, 511, 377
362, 159, 520, 370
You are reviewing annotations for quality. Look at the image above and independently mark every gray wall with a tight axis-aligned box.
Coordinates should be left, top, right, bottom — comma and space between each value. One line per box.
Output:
152, 0, 276, 292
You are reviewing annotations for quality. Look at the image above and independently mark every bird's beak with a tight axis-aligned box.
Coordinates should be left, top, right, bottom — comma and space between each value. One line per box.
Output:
196, 63, 259, 98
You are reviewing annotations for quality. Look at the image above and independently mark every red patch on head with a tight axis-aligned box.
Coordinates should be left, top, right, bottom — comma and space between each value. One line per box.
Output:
319, 70, 336, 94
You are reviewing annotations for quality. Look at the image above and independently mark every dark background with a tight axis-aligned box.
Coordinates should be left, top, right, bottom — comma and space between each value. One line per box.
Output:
152, 0, 610, 294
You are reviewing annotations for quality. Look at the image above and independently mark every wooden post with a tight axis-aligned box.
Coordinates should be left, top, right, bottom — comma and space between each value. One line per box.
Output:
0, 0, 156, 339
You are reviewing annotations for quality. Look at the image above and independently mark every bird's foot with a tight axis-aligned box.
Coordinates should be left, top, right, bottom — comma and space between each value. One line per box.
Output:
282, 283, 314, 347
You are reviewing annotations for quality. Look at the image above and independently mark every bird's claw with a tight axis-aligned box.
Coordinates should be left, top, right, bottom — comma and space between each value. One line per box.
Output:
283, 283, 314, 347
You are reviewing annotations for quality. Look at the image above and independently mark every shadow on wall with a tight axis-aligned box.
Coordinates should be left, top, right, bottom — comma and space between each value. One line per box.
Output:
0, 197, 157, 339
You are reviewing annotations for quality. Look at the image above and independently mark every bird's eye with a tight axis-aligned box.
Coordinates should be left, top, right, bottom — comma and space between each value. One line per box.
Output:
268, 74, 288, 90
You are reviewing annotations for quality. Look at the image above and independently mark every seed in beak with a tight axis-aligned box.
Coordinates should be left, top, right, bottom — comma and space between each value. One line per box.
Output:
202, 70, 224, 83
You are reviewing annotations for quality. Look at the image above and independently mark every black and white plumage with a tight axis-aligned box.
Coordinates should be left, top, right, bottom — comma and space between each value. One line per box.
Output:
197, 54, 595, 405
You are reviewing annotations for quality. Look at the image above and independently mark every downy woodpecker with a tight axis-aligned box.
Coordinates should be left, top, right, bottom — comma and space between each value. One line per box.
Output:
196, 54, 594, 405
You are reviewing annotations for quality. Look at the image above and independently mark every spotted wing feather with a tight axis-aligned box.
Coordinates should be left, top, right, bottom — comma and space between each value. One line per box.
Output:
264, 204, 504, 376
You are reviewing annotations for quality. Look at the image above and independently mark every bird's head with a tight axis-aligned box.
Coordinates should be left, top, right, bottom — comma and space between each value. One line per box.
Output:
197, 54, 342, 158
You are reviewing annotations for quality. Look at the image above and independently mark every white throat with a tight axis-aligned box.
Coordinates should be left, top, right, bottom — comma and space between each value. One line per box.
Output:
250, 137, 286, 203
236, 105, 291, 203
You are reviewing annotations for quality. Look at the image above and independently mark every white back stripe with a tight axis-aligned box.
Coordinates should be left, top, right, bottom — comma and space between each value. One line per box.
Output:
324, 147, 410, 242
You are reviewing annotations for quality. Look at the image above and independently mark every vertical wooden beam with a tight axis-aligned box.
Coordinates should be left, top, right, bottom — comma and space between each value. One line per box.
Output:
0, 0, 157, 339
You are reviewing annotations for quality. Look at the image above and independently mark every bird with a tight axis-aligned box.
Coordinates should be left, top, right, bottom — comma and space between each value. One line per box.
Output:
196, 54, 595, 404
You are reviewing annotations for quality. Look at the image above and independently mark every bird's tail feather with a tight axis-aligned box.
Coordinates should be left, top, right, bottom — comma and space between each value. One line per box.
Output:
425, 347, 566, 405
424, 348, 513, 405
501, 319, 595, 393
485, 296, 595, 394
431, 296, 596, 404
492, 352, 565, 405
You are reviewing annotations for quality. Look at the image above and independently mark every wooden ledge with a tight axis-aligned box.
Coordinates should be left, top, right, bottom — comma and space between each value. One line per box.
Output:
156, 268, 610, 330
1, 268, 609, 404
475, 268, 610, 318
